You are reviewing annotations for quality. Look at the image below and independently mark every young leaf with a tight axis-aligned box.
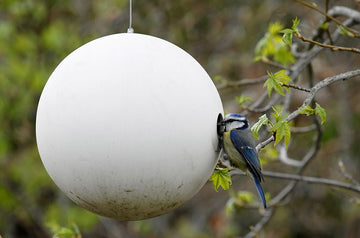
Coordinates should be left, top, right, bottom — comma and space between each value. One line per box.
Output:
268, 21, 284, 34
299, 103, 326, 124
235, 95, 252, 106
254, 21, 296, 66
281, 29, 293, 46
315, 103, 326, 124
271, 120, 291, 147
291, 17, 300, 32
54, 228, 76, 238
271, 105, 287, 122
269, 106, 291, 147
280, 18, 300, 46
209, 167, 232, 191
264, 70, 292, 97
298, 105, 314, 116
251, 114, 269, 139
264, 72, 283, 97
274, 70, 292, 84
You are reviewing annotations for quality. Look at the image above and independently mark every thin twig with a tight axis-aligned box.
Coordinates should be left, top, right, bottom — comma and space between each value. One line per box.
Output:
338, 159, 360, 186
295, 32, 360, 54
256, 135, 274, 152
278, 144, 303, 167
329, 6, 360, 23
216, 75, 268, 90
262, 171, 360, 193
291, 124, 316, 133
242, 207, 274, 238
269, 116, 322, 206
324, 0, 334, 44
280, 82, 311, 92
261, 57, 287, 69
295, 0, 360, 38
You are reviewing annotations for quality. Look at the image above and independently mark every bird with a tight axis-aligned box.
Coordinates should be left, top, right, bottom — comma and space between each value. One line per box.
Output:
218, 113, 267, 208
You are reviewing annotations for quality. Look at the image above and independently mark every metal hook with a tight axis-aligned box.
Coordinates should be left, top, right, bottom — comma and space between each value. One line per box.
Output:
127, 0, 134, 33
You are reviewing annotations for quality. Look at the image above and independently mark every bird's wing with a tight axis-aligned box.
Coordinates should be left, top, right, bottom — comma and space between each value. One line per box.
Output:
230, 129, 267, 208
229, 130, 263, 182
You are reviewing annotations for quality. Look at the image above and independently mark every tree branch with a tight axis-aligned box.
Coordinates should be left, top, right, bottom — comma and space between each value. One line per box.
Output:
262, 171, 360, 193
242, 207, 274, 238
280, 82, 311, 92
216, 75, 268, 90
295, 0, 360, 38
295, 32, 360, 54
287, 69, 360, 122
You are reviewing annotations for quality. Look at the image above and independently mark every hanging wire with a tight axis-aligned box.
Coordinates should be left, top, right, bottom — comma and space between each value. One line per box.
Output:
127, 0, 134, 33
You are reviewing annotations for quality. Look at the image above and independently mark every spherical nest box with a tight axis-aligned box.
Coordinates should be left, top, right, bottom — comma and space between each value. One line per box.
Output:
36, 33, 224, 220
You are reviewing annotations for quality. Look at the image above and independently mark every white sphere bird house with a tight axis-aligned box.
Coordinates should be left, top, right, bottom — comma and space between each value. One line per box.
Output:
36, 32, 224, 220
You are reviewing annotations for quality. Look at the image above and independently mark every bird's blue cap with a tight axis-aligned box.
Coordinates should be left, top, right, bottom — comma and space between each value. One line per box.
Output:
224, 113, 246, 120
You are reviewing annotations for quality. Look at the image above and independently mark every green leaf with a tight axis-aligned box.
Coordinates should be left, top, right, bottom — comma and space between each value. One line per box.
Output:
209, 167, 232, 191
54, 228, 75, 237
235, 95, 252, 105
274, 70, 292, 83
291, 17, 300, 32
254, 22, 296, 66
251, 114, 269, 139
269, 106, 291, 147
315, 103, 326, 124
281, 30, 293, 46
271, 105, 287, 122
280, 18, 300, 46
268, 21, 284, 34
264, 72, 283, 96
264, 70, 292, 97
52, 223, 81, 238
298, 105, 314, 116
299, 103, 326, 124
271, 120, 291, 147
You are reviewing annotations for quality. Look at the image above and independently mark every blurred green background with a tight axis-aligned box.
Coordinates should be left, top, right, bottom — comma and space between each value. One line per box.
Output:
0, 0, 360, 237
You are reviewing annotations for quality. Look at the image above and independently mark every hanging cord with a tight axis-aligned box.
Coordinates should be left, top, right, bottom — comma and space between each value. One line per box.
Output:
127, 0, 134, 33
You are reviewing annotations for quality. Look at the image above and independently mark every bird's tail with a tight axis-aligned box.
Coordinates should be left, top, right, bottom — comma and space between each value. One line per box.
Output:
253, 175, 267, 208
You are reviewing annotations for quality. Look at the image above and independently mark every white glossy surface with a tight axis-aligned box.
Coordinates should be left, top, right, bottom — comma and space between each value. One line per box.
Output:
36, 33, 223, 220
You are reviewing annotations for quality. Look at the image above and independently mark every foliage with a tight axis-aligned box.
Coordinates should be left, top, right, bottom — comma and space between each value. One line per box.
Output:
209, 167, 232, 191
0, 0, 105, 237
299, 103, 327, 124
280, 17, 300, 46
1, 0, 360, 238
47, 223, 81, 238
264, 70, 292, 97
251, 114, 269, 140
235, 95, 252, 106
254, 22, 296, 66
270, 106, 291, 147
251, 106, 291, 147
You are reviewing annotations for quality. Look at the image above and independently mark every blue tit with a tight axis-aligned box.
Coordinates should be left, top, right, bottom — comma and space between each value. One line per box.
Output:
220, 113, 267, 208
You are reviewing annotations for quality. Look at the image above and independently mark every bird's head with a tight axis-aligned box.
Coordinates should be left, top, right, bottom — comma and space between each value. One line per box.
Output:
222, 113, 249, 131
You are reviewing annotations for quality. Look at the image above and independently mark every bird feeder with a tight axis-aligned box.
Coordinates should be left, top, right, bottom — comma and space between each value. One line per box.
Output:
36, 33, 224, 220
